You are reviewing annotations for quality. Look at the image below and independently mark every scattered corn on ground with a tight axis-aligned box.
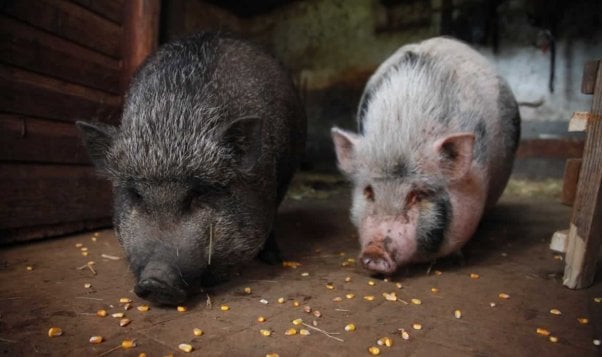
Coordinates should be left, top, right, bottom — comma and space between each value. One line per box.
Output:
2, 186, 601, 356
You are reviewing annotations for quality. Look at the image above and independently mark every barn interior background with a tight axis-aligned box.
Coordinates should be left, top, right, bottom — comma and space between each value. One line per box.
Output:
0, 0, 601, 356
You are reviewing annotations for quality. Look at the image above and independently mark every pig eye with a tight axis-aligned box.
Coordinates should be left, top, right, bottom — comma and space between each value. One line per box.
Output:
127, 188, 143, 202
363, 185, 375, 201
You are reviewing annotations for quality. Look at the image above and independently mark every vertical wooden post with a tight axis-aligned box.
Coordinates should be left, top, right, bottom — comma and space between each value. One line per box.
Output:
563, 60, 602, 289
121, 0, 161, 92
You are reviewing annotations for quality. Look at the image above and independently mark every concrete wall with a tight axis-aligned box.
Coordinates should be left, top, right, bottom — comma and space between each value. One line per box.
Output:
161, 0, 602, 173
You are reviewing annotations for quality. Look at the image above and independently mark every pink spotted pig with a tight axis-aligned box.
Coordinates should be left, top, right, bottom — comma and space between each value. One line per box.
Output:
331, 37, 520, 274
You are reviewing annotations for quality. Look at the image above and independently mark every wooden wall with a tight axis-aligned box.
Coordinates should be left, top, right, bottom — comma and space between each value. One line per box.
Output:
0, 0, 160, 244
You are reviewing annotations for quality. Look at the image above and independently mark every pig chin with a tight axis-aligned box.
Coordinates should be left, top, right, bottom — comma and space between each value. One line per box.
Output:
358, 218, 418, 275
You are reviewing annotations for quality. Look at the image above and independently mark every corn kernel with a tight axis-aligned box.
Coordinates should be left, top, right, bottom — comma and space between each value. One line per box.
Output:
75, 243, 83, 248
111, 312, 124, 318
260, 329, 272, 337
193, 328, 204, 336
594, 297, 601, 303
536, 328, 551, 336
332, 297, 343, 302
266, 353, 279, 357
121, 339, 136, 349
284, 328, 297, 336
396, 282, 403, 289
577, 317, 589, 325
363, 295, 375, 301
383, 292, 397, 301
345, 276, 352, 282
26, 266, 33, 271
300, 329, 310, 336
137, 305, 150, 312
431, 288, 438, 293
81, 247, 88, 252
411, 298, 422, 305
292, 300, 300, 307
97, 309, 107, 317
91, 237, 97, 242
257, 316, 266, 322
260, 299, 269, 304
220, 305, 230, 311
377, 337, 393, 347
292, 318, 303, 326
593, 339, 600, 346
89, 336, 103, 344
277, 297, 285, 304
82, 251, 89, 256
412, 323, 422, 330
301, 272, 310, 277
368, 346, 381, 355
400, 329, 410, 340
48, 327, 62, 337
119, 318, 131, 327
303, 305, 312, 313
346, 293, 355, 299
550, 308, 562, 315
498, 293, 510, 299
282, 261, 301, 268
177, 306, 187, 312
313, 310, 322, 318
344, 323, 356, 332
138, 353, 147, 357
120, 298, 132, 304
326, 283, 334, 290
84, 283, 92, 289
178, 343, 193, 353
368, 280, 376, 286
434, 270, 443, 275
244, 287, 252, 294
469, 273, 480, 279
124, 303, 132, 311
454, 310, 462, 319
489, 302, 496, 307
549, 336, 558, 343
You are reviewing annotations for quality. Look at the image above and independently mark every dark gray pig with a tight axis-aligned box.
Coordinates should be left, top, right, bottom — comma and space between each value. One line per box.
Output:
331, 37, 520, 275
77, 32, 306, 304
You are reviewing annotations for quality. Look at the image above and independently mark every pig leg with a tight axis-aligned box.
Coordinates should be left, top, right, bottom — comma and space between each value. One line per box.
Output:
257, 230, 283, 265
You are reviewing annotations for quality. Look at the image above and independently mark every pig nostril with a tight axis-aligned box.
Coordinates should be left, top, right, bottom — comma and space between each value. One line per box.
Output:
135, 278, 186, 305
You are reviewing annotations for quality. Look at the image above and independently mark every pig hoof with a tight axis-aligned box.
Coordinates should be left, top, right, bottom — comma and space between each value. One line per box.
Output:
134, 278, 186, 305
257, 232, 283, 265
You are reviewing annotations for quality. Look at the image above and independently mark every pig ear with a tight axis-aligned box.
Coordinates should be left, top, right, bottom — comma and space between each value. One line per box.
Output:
220, 116, 262, 171
75, 120, 117, 171
331, 127, 360, 174
433, 133, 475, 181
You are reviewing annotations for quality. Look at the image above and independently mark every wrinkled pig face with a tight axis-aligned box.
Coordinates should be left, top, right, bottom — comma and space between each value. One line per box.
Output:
331, 128, 474, 274
112, 178, 263, 305
76, 117, 266, 305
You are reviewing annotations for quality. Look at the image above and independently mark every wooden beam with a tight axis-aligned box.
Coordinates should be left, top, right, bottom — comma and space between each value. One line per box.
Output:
564, 60, 602, 289
515, 138, 584, 159
568, 112, 590, 132
581, 60, 599, 95
121, 0, 161, 91
560, 158, 581, 206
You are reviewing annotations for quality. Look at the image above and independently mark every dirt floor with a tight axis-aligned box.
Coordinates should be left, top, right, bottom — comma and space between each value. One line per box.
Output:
1, 177, 601, 356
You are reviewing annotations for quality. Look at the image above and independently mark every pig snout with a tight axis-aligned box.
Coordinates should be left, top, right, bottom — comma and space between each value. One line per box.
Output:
134, 261, 187, 305
360, 243, 395, 274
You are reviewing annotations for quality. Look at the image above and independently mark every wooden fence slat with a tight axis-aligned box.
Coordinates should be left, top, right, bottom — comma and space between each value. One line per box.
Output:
1, 0, 122, 58
0, 114, 92, 164
0, 16, 122, 94
70, 0, 124, 24
0, 64, 122, 124
0, 164, 112, 230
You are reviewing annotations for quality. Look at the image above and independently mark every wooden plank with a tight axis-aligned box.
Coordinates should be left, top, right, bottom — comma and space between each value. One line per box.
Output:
0, 64, 122, 124
549, 229, 568, 253
0, 164, 112, 230
568, 111, 590, 132
1, 0, 122, 58
515, 138, 584, 159
564, 60, 602, 289
0, 16, 122, 94
560, 158, 581, 206
0, 217, 112, 245
69, 0, 124, 24
0, 114, 92, 164
581, 60, 599, 95
121, 0, 161, 91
